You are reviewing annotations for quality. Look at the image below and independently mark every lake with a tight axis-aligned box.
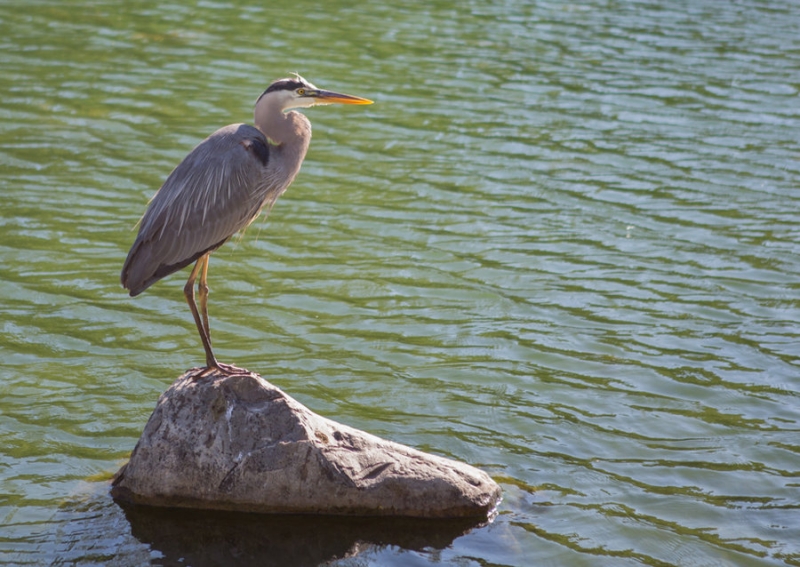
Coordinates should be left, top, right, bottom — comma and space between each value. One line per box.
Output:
1, 0, 799, 565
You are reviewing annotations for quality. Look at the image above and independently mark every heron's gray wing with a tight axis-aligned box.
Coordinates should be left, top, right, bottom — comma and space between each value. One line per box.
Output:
121, 123, 273, 296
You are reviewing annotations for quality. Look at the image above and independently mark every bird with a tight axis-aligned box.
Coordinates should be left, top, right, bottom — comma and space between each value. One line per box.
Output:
121, 75, 373, 375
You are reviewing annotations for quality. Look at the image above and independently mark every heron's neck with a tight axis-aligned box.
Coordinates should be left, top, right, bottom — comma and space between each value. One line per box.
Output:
254, 108, 311, 182
255, 104, 311, 145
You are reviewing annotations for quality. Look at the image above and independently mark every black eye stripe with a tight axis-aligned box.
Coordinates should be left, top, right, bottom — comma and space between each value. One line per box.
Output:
257, 79, 309, 104
265, 80, 305, 94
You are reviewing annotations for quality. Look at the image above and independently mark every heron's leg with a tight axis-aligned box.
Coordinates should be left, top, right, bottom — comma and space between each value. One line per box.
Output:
184, 254, 219, 370
188, 254, 249, 378
197, 253, 212, 344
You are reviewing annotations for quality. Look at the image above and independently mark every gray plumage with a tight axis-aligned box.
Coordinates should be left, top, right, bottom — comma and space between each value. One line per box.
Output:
120, 75, 372, 373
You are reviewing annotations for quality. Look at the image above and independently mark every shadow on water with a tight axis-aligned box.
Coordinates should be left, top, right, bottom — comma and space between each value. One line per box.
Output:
50, 484, 489, 566
120, 502, 485, 567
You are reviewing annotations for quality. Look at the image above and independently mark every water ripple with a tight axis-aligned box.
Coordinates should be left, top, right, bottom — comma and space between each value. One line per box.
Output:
1, 0, 800, 565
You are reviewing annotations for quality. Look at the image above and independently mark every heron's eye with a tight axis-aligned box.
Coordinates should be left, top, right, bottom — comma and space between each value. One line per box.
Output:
297, 88, 306, 96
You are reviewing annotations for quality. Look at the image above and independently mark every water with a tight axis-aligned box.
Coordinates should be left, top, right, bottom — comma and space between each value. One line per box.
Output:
1, 0, 799, 565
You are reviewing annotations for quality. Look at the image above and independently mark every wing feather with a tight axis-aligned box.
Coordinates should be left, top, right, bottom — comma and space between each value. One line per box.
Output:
121, 123, 275, 296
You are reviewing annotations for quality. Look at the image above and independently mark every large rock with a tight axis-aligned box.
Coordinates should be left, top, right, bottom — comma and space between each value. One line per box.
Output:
111, 369, 501, 518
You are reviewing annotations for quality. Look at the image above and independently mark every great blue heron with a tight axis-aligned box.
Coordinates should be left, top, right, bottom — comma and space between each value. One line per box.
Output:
121, 75, 373, 375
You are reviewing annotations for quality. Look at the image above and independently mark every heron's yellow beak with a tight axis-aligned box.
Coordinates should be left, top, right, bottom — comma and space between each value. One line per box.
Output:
313, 90, 373, 105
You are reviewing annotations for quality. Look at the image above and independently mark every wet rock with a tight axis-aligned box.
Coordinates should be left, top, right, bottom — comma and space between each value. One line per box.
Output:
111, 369, 501, 518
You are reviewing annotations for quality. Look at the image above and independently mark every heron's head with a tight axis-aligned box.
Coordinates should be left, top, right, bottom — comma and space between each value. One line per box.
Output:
257, 74, 373, 112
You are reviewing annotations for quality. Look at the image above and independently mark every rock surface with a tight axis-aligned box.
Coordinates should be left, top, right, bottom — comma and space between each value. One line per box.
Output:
111, 369, 501, 518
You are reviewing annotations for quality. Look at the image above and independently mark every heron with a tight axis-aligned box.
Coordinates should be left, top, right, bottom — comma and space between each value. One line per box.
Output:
121, 75, 373, 375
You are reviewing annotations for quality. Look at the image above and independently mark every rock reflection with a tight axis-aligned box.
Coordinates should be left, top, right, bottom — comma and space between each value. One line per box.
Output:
119, 501, 487, 567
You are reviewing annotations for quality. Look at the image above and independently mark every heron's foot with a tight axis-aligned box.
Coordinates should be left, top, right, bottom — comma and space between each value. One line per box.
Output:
190, 361, 252, 380
215, 361, 252, 376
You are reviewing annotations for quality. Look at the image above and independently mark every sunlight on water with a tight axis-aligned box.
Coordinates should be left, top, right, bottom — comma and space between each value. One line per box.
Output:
1, 0, 799, 565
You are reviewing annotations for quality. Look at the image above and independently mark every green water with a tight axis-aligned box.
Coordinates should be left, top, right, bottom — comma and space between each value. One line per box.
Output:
2, 0, 799, 565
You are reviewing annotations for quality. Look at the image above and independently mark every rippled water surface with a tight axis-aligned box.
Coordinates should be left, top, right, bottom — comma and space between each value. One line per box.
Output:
2, 0, 799, 565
